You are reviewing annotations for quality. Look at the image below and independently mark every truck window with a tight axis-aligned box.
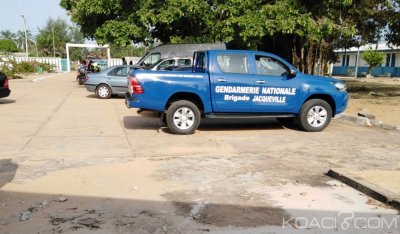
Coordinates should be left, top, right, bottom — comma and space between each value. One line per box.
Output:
193, 51, 207, 73
255, 55, 288, 77
142, 53, 161, 66
158, 59, 175, 70
178, 59, 191, 66
217, 54, 248, 74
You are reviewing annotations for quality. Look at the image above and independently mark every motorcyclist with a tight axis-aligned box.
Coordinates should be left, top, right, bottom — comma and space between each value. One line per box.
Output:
77, 60, 88, 84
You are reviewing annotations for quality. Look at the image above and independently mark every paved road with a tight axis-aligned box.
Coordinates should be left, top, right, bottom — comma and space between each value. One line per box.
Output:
0, 72, 399, 233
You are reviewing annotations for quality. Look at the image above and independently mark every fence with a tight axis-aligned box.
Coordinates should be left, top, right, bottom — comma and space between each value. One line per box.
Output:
1, 56, 141, 73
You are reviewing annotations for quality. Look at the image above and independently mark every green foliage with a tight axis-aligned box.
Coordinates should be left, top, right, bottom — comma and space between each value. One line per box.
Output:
61, 0, 400, 74
361, 49, 385, 74
0, 30, 16, 40
110, 45, 146, 58
0, 39, 18, 52
14, 61, 35, 73
0, 56, 54, 77
0, 57, 16, 77
35, 17, 84, 58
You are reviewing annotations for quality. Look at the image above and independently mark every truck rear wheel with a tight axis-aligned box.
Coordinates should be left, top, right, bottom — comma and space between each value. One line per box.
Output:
298, 99, 332, 132
166, 100, 201, 134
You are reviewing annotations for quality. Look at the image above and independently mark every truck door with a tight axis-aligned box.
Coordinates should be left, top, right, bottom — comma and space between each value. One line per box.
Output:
251, 54, 301, 113
210, 53, 253, 112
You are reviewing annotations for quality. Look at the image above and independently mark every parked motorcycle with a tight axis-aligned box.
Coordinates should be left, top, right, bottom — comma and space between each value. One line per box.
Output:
77, 68, 87, 85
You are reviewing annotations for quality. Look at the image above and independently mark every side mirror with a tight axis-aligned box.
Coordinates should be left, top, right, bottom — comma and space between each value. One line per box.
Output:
289, 69, 297, 78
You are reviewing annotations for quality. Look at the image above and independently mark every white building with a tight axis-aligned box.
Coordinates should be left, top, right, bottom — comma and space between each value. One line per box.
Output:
333, 43, 400, 77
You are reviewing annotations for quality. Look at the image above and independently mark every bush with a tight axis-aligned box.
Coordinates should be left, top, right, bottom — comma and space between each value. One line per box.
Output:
0, 39, 18, 53
0, 57, 55, 78
361, 49, 385, 75
15, 61, 36, 73
37, 62, 55, 72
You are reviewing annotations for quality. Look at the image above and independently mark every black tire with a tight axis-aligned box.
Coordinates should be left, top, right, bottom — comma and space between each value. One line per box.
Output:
166, 100, 201, 134
298, 99, 332, 132
96, 84, 112, 99
78, 77, 85, 85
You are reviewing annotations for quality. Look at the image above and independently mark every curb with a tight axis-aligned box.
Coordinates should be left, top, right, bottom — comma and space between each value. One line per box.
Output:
327, 169, 400, 210
31, 73, 65, 83
335, 113, 400, 131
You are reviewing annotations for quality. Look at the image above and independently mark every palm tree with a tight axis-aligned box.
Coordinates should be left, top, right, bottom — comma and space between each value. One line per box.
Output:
0, 30, 16, 40
15, 30, 34, 51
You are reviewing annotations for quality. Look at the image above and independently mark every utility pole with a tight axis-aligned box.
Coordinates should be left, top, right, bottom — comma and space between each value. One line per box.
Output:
34, 40, 38, 57
21, 15, 29, 59
52, 27, 56, 57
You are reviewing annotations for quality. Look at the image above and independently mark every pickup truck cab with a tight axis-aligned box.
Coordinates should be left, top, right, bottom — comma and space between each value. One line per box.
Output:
125, 50, 348, 134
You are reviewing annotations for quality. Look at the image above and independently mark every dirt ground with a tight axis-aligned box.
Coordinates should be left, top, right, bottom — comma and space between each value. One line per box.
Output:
341, 76, 400, 126
0, 73, 399, 234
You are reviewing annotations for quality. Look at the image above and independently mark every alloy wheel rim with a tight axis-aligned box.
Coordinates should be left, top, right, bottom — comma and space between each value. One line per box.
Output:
173, 107, 195, 130
307, 105, 328, 127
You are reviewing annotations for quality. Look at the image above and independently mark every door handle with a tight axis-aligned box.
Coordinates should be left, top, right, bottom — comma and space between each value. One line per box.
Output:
217, 78, 227, 83
255, 80, 266, 84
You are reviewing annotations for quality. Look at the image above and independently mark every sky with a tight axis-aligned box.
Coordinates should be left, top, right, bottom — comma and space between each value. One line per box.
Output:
0, 0, 71, 35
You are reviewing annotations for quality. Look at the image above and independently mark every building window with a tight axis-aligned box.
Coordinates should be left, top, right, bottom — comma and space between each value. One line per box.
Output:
342, 55, 350, 66
386, 53, 396, 67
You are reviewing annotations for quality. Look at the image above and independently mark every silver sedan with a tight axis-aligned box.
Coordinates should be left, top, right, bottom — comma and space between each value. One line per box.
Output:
85, 65, 135, 99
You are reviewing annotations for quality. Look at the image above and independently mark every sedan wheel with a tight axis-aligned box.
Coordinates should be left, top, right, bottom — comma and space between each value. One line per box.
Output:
96, 84, 112, 99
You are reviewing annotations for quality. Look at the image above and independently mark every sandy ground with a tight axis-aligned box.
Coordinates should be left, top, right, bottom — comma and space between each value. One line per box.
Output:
340, 77, 400, 126
0, 73, 399, 233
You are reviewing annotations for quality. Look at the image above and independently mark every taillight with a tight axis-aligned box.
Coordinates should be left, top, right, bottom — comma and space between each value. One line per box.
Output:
4, 78, 9, 88
130, 76, 143, 94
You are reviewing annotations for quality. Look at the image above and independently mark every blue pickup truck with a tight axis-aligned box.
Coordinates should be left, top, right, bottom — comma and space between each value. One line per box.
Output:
125, 50, 348, 134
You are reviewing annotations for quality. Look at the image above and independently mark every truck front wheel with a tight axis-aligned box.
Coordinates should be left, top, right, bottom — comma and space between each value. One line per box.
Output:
166, 100, 201, 134
298, 99, 332, 132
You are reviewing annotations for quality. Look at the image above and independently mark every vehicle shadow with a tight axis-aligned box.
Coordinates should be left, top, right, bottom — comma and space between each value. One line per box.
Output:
123, 116, 162, 130
85, 94, 126, 99
0, 99, 16, 104
198, 118, 286, 132
124, 115, 300, 133
0, 159, 18, 189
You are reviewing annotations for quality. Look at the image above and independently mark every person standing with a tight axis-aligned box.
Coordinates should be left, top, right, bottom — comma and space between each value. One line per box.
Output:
122, 57, 127, 65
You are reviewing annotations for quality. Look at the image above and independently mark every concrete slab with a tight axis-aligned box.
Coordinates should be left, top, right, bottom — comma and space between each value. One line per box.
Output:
327, 169, 400, 210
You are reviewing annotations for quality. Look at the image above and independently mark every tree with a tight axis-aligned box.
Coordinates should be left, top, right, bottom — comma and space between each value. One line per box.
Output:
35, 17, 84, 58
0, 30, 16, 40
60, 0, 400, 74
361, 49, 385, 75
0, 39, 18, 53
15, 30, 34, 51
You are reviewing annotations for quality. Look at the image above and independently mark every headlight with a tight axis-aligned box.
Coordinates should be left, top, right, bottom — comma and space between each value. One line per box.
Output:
334, 82, 347, 91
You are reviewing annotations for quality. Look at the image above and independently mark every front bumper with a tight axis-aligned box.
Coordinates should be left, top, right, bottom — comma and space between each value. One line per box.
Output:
125, 92, 139, 109
335, 92, 349, 115
0, 88, 11, 98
